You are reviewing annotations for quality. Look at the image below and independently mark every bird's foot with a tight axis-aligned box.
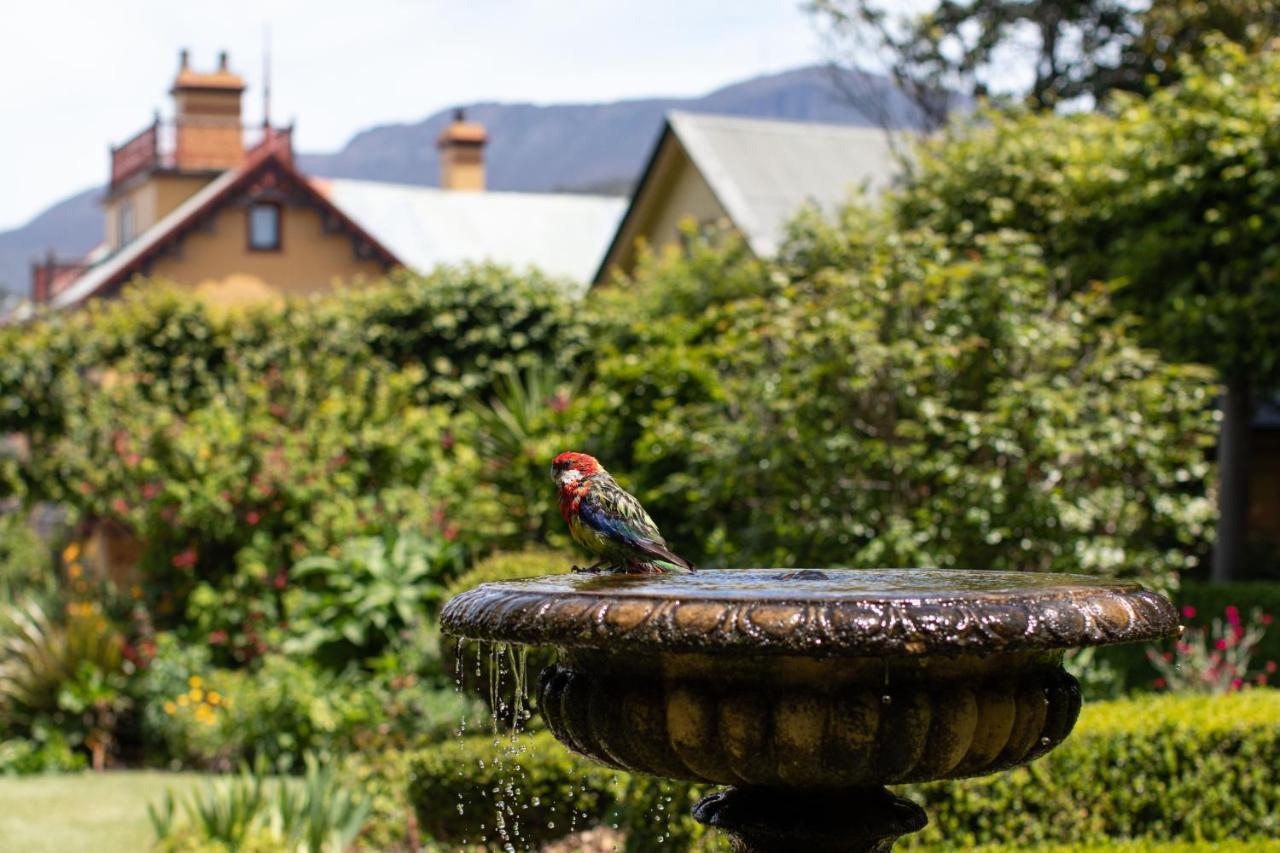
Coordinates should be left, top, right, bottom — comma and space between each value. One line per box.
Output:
571, 560, 607, 574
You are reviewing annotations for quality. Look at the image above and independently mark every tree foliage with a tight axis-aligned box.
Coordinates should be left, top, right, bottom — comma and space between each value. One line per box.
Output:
582, 216, 1216, 590
810, 0, 1280, 128
895, 42, 1280, 387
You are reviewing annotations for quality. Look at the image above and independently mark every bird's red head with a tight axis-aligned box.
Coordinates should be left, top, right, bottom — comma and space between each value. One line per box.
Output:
551, 451, 602, 487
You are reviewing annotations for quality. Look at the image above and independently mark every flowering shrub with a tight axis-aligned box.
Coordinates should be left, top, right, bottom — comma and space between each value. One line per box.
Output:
1147, 604, 1275, 693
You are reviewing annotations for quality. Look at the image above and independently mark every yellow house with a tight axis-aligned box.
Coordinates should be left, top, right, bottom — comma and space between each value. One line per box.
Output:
34, 51, 624, 308
593, 112, 901, 284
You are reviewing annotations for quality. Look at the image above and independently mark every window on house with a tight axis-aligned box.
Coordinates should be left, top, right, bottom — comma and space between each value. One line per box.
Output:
248, 203, 282, 251
117, 201, 135, 247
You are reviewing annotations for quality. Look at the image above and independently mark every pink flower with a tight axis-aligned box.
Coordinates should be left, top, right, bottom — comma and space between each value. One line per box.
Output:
1231, 678, 1243, 690
1226, 605, 1240, 626
1182, 605, 1196, 619
1153, 677, 1166, 689
1266, 661, 1277, 674
245, 511, 261, 526
111, 497, 130, 515
1263, 613, 1274, 626
1216, 639, 1228, 650
208, 630, 228, 645
171, 548, 198, 570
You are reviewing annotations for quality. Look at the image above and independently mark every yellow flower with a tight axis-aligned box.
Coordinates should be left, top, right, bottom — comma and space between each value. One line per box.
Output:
189, 689, 203, 702
130, 585, 144, 600
177, 695, 190, 707
188, 675, 203, 689
198, 446, 211, 460
62, 543, 81, 562
207, 691, 221, 705
163, 701, 177, 715
67, 563, 82, 579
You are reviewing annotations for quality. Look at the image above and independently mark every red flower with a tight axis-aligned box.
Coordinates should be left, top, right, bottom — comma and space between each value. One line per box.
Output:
1266, 661, 1277, 674
1225, 605, 1240, 626
1153, 677, 1166, 689
1182, 605, 1196, 619
208, 630, 228, 645
273, 570, 287, 590
1216, 639, 1228, 650
111, 497, 130, 515
1263, 613, 1274, 626
1231, 678, 1243, 690
246, 511, 261, 526
171, 548, 198, 570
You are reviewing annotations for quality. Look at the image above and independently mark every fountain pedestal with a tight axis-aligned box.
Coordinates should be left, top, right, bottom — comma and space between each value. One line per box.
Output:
442, 569, 1178, 851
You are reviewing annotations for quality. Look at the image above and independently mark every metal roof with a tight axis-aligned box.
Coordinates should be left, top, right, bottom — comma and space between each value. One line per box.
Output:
666, 111, 901, 256
317, 179, 626, 289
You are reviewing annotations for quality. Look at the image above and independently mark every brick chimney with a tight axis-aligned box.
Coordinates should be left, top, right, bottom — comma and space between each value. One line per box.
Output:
171, 49, 246, 172
436, 108, 487, 191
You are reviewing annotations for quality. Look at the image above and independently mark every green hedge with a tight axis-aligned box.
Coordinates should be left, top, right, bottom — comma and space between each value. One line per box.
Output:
904, 690, 1280, 848
408, 729, 615, 848
405, 691, 1279, 851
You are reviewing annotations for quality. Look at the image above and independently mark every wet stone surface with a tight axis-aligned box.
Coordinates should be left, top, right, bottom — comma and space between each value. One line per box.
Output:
440, 568, 1180, 656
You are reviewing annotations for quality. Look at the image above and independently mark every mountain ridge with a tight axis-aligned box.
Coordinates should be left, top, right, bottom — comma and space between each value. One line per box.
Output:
0, 65, 917, 294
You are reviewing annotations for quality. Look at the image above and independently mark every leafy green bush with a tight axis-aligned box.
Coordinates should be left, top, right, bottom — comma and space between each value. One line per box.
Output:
0, 514, 54, 603
287, 530, 464, 665
407, 729, 615, 848
0, 599, 129, 767
138, 638, 483, 771
0, 732, 87, 775
585, 221, 1215, 591
903, 690, 1280, 847
443, 546, 577, 598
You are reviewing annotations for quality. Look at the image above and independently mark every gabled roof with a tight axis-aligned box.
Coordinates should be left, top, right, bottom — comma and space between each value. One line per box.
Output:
315, 179, 625, 290
53, 147, 400, 308
595, 112, 902, 282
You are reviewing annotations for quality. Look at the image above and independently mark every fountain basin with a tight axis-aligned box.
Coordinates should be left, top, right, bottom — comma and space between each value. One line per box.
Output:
441, 568, 1178, 851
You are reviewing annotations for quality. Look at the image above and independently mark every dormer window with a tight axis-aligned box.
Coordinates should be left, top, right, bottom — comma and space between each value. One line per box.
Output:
248, 202, 282, 251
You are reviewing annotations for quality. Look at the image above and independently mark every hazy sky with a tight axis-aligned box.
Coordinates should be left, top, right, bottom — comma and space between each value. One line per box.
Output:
0, 1, 827, 230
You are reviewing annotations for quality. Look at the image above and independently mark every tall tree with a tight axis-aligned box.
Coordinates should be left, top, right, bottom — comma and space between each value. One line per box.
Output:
811, 0, 1137, 130
811, 0, 1280, 128
894, 43, 1280, 580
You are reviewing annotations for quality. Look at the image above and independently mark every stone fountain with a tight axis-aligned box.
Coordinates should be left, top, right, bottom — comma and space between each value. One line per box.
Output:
440, 568, 1178, 851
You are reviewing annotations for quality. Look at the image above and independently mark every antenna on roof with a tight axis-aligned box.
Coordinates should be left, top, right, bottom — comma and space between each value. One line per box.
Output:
262, 24, 272, 128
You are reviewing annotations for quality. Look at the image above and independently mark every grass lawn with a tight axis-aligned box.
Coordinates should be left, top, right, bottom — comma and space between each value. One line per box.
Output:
0, 770, 213, 853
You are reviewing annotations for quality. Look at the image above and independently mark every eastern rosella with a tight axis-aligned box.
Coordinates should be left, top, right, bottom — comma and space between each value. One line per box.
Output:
552, 451, 694, 574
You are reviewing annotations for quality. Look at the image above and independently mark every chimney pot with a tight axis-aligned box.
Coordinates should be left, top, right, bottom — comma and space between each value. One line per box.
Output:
218, 50, 229, 70
437, 110, 487, 191
179, 48, 190, 69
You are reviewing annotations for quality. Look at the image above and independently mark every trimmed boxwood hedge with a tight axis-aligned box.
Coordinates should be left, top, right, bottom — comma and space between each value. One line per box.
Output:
408, 729, 616, 848
904, 689, 1280, 848
407, 690, 1278, 851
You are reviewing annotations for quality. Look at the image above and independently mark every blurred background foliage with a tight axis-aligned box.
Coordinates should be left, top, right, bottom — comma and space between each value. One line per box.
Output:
0, 37, 1277, 852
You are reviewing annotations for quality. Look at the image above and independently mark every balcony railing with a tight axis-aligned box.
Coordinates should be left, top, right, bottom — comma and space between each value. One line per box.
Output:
110, 119, 294, 190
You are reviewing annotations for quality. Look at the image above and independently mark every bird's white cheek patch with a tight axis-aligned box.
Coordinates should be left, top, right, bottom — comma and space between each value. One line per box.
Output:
558, 470, 584, 487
